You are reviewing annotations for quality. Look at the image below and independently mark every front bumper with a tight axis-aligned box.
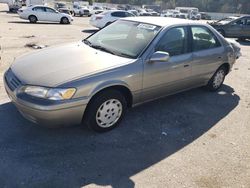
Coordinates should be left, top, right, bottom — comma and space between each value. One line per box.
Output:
4, 74, 88, 128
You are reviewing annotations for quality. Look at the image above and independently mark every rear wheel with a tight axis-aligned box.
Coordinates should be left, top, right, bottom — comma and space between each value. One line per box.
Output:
207, 66, 226, 91
83, 90, 127, 132
29, 15, 37, 23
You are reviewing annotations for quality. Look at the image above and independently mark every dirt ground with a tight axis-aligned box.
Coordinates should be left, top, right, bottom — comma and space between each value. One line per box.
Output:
0, 4, 250, 188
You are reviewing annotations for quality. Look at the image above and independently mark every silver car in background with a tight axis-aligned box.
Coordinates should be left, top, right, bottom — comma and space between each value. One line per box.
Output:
4, 17, 239, 132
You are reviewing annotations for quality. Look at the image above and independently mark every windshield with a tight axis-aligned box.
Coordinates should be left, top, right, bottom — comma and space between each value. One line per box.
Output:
84, 20, 161, 59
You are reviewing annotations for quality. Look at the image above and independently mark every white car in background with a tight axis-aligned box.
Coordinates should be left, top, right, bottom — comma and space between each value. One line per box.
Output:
89, 6, 103, 15
89, 10, 135, 28
73, 5, 90, 17
161, 9, 180, 18
18, 5, 73, 24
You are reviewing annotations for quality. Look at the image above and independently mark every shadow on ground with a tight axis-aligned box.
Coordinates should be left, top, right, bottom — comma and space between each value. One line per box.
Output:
82, 29, 99, 34
0, 85, 239, 188
8, 21, 66, 25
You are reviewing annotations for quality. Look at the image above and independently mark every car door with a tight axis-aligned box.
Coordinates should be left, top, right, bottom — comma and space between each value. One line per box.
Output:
32, 6, 46, 21
142, 26, 193, 101
45, 7, 61, 22
226, 18, 245, 37
190, 26, 225, 84
243, 17, 250, 38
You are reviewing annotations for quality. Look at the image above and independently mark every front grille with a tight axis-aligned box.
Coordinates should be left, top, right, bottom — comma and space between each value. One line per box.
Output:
84, 10, 89, 13
5, 69, 22, 91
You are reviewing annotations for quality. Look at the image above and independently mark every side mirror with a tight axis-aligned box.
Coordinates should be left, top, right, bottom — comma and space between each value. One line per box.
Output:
149, 51, 170, 63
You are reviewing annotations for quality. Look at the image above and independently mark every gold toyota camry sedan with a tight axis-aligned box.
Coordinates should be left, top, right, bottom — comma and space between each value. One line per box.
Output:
4, 17, 240, 132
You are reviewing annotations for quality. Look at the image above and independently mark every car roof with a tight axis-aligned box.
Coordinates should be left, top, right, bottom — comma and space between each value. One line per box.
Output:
104, 10, 128, 13
122, 17, 201, 27
30, 5, 49, 8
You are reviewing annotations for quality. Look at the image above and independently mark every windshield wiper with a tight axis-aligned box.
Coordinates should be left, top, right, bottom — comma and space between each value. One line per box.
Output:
90, 44, 116, 55
114, 52, 135, 59
83, 39, 134, 58
83, 39, 92, 46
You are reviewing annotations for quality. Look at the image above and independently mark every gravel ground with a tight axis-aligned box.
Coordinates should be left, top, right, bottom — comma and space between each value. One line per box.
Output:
0, 4, 250, 188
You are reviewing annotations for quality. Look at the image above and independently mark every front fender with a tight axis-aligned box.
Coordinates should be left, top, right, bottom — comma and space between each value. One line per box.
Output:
90, 80, 130, 97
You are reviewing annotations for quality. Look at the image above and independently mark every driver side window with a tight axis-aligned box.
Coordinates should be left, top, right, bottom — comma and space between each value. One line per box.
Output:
156, 27, 188, 56
234, 19, 245, 25
46, 8, 56, 13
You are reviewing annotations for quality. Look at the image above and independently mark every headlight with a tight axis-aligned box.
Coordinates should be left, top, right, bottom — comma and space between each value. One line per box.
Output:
23, 86, 76, 100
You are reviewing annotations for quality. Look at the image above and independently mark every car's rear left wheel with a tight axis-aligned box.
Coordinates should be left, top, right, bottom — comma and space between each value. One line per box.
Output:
83, 89, 127, 132
207, 66, 226, 91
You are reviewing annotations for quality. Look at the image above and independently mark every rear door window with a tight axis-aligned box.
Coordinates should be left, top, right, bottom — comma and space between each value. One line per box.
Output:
33, 7, 46, 12
111, 11, 126, 17
191, 26, 221, 52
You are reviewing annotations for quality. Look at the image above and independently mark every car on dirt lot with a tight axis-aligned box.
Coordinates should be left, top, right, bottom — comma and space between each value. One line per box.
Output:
4, 17, 240, 132
72, 5, 90, 17
89, 10, 135, 28
17, 5, 73, 24
209, 16, 250, 40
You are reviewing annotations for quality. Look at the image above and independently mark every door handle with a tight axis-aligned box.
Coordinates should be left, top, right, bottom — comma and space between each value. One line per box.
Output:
184, 64, 190, 68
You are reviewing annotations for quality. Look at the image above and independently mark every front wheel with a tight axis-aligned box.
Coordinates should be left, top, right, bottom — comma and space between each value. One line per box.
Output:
29, 15, 37, 23
206, 66, 226, 91
61, 17, 69, 24
83, 90, 127, 132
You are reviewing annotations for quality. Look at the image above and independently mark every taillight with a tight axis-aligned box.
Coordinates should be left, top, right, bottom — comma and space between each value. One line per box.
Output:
96, 16, 103, 20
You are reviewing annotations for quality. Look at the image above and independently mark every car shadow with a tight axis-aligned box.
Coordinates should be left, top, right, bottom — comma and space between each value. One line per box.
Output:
0, 85, 240, 187
8, 21, 65, 25
82, 29, 99, 34
0, 10, 17, 13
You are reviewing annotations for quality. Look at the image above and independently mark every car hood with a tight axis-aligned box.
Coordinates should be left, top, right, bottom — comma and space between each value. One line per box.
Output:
11, 42, 133, 87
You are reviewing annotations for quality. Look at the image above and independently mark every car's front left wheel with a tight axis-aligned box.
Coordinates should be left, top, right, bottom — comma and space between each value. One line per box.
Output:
28, 15, 37, 23
83, 90, 127, 132
61, 17, 69, 24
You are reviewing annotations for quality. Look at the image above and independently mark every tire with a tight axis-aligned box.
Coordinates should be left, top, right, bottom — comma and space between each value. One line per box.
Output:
61, 17, 69, 24
217, 29, 225, 37
206, 66, 226, 91
28, 15, 37, 23
83, 89, 127, 132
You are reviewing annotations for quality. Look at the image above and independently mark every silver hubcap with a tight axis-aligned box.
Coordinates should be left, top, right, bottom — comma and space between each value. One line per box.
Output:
213, 70, 225, 88
96, 99, 122, 128
63, 18, 68, 23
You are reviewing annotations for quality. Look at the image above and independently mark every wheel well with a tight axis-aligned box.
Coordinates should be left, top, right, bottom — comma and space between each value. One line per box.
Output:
28, 15, 37, 19
220, 63, 230, 75
90, 85, 133, 108
61, 16, 68, 20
